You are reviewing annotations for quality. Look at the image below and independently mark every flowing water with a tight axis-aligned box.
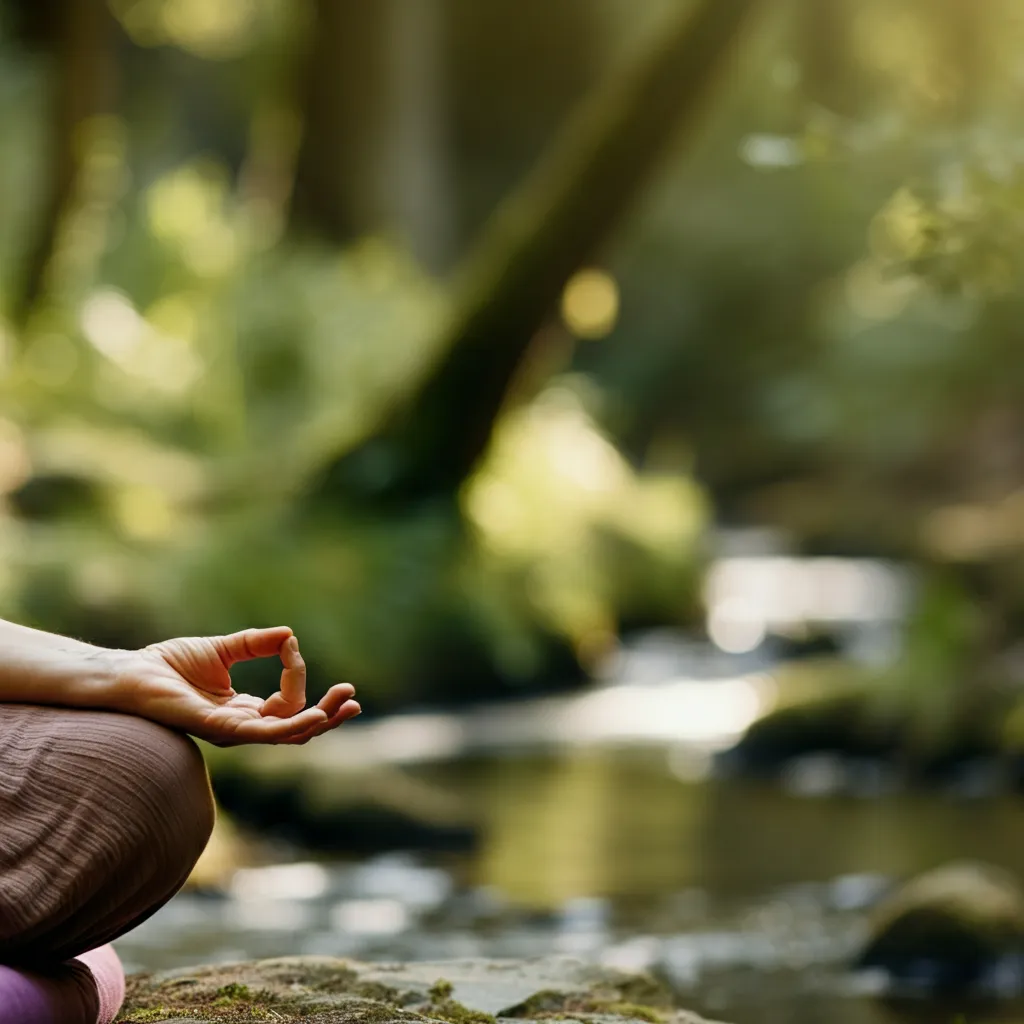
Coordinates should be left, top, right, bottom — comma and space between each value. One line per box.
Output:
114, 745, 1024, 1024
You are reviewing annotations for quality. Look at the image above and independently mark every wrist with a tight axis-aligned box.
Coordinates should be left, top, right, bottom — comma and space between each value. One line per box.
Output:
0, 620, 144, 711
75, 646, 138, 713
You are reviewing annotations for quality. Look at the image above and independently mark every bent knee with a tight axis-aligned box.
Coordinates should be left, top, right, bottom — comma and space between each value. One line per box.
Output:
99, 715, 214, 864
0, 707, 215, 961
62, 712, 215, 876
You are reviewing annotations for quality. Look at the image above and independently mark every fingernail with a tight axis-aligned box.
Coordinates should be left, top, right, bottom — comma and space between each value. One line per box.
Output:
288, 637, 299, 652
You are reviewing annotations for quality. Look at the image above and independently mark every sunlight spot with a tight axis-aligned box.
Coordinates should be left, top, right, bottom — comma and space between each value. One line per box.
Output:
81, 288, 202, 393
330, 899, 409, 936
739, 134, 803, 169
358, 714, 463, 762
704, 557, 908, 631
161, 0, 257, 59
81, 289, 145, 362
562, 676, 764, 748
227, 899, 314, 932
146, 293, 201, 344
111, 484, 177, 541
561, 269, 620, 340
231, 862, 330, 902
707, 597, 767, 654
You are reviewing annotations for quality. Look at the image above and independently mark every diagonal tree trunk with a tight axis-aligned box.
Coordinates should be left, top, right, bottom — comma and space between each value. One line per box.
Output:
313, 0, 763, 509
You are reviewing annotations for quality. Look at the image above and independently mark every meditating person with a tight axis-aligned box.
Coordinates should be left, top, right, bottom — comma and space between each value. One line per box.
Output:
0, 620, 360, 1024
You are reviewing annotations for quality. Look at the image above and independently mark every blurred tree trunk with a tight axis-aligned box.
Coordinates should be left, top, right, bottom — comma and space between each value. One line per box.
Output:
798, 0, 855, 116
311, 0, 762, 510
442, 0, 610, 257
289, 0, 452, 267
385, 0, 453, 269
289, 0, 393, 244
12, 0, 117, 328
290, 0, 604, 269
937, 0, 985, 125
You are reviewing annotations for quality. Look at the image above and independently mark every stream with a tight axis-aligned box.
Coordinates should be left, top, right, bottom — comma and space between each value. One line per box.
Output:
114, 745, 1024, 1024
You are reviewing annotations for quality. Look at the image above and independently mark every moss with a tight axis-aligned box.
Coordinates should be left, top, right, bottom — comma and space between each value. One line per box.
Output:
118, 977, 280, 1021
502, 988, 667, 1023
118, 960, 684, 1024
211, 981, 278, 1011
429, 980, 454, 1001
310, 1000, 432, 1024
355, 981, 408, 1004
502, 990, 567, 1016
596, 1002, 666, 1022
118, 1006, 274, 1021
119, 1004, 275, 1022
280, 964, 400, 1003
420, 981, 494, 1024
609, 976, 673, 1010
296, 966, 361, 993
426, 997, 495, 1024
215, 983, 254, 1002
117, 1010, 177, 1023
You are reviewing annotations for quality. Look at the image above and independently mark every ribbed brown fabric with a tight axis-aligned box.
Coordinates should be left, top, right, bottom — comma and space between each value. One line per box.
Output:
0, 704, 215, 970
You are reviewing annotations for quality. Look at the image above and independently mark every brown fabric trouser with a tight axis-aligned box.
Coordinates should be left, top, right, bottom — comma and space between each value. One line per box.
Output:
0, 704, 215, 966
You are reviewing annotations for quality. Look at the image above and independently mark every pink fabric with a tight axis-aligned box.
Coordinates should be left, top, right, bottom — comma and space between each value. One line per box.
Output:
0, 963, 56, 1024
75, 945, 125, 1024
0, 951, 117, 1024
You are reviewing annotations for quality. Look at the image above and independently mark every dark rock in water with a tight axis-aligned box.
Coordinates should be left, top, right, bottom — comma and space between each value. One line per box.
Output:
118, 956, 728, 1023
855, 862, 1024, 997
722, 672, 1005, 788
210, 768, 478, 854
721, 691, 900, 778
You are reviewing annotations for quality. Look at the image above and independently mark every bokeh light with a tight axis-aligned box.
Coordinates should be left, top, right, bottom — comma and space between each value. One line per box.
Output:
560, 268, 620, 340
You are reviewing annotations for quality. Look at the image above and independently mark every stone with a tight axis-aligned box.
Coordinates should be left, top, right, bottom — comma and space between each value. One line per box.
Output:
116, 956, 729, 1023
855, 861, 1024, 997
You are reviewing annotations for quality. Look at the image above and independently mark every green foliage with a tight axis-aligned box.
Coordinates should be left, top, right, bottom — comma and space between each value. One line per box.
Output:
6, 0, 1024, 709
0, 105, 707, 703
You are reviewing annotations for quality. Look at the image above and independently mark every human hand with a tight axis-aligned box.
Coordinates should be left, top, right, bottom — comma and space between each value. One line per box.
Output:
112, 626, 359, 746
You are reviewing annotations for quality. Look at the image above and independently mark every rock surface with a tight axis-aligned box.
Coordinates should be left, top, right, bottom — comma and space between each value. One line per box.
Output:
855, 861, 1024, 996
117, 956, 728, 1023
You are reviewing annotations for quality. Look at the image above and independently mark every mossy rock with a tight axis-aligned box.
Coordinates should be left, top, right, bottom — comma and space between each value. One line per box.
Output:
723, 656, 1009, 782
723, 689, 897, 775
855, 862, 1024, 996
116, 957, 727, 1023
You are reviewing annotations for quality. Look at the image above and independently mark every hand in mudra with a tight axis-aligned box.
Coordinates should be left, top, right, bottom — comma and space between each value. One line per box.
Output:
119, 626, 359, 746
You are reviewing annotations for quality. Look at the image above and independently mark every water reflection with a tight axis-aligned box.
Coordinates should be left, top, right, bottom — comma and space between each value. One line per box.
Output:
116, 749, 1024, 1024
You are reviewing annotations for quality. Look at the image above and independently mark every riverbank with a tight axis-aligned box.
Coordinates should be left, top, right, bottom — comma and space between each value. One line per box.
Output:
117, 955, 725, 1023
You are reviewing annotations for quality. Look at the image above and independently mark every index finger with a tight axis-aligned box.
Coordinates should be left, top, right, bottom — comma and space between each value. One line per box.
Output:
213, 626, 294, 667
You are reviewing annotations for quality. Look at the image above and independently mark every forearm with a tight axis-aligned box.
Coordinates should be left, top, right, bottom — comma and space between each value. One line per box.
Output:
0, 619, 122, 709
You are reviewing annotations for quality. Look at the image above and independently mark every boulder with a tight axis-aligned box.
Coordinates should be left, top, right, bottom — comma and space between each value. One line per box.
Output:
117, 956, 728, 1023
855, 861, 1024, 997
